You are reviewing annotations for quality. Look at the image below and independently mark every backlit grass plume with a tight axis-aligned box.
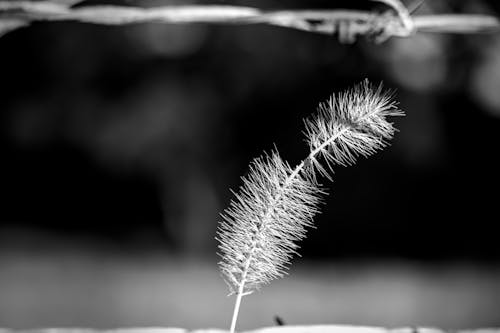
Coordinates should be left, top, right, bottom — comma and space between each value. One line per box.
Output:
217, 80, 403, 333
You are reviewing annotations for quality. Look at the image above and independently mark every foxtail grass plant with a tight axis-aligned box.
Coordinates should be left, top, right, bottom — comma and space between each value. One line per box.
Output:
216, 80, 404, 333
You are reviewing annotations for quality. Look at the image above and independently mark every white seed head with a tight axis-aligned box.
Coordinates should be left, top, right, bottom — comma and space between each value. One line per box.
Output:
304, 80, 403, 178
217, 80, 403, 295
217, 151, 323, 294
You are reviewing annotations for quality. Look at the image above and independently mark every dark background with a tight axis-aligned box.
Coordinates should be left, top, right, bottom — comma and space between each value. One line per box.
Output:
1, 0, 500, 330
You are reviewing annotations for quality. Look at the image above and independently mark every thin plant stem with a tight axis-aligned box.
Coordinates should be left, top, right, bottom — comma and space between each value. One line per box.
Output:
230, 283, 245, 333
230, 255, 252, 333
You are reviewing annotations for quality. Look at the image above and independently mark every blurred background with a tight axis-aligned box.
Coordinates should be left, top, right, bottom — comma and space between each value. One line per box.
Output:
1, 0, 500, 330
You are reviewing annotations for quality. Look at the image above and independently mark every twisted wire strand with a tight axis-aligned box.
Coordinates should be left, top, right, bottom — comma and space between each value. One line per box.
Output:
1, 1, 499, 42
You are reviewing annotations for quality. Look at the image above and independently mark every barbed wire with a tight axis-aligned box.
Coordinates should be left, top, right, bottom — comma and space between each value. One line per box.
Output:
1, 0, 499, 43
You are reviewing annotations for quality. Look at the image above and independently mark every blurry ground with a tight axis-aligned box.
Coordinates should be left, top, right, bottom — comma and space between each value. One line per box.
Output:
1, 231, 499, 330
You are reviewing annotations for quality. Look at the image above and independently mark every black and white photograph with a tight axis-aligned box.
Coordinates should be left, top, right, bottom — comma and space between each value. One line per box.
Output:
0, 1, 499, 333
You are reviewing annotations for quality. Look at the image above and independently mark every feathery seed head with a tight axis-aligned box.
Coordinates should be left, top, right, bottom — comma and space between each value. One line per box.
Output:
217, 80, 403, 295
217, 151, 323, 294
304, 80, 403, 177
